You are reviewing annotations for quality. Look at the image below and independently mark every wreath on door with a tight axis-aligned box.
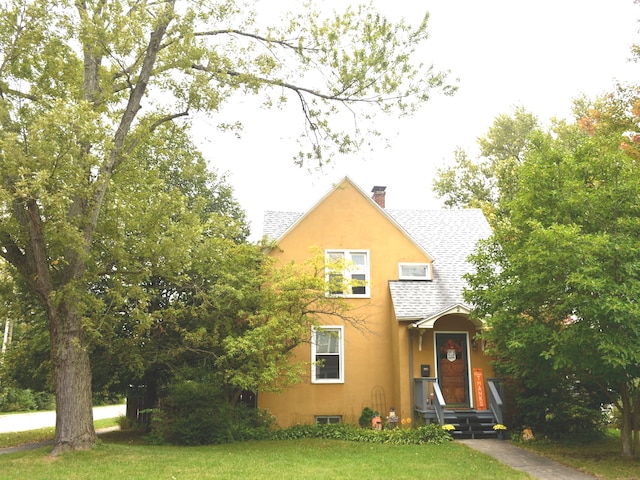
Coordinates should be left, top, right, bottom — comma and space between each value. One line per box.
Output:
440, 338, 463, 362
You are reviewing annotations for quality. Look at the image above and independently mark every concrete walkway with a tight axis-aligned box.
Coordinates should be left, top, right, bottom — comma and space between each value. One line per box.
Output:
458, 439, 598, 480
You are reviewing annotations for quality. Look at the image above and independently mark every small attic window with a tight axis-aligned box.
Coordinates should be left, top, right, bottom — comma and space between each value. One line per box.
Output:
399, 263, 432, 281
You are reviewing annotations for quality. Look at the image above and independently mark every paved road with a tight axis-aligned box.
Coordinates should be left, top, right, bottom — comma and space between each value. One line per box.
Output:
0, 404, 125, 433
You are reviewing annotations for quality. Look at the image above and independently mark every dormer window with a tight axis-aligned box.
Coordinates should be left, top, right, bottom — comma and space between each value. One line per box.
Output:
399, 262, 431, 281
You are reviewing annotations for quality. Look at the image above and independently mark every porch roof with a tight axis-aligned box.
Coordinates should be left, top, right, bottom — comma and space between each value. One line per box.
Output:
388, 282, 485, 331
388, 280, 467, 320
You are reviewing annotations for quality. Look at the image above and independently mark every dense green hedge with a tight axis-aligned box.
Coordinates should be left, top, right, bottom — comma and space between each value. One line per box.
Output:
271, 423, 452, 445
152, 416, 452, 446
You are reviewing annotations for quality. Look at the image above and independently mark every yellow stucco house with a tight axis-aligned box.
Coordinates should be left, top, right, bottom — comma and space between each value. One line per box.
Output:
259, 177, 503, 438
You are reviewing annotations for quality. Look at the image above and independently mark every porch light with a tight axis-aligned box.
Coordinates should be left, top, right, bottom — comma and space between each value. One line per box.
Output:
472, 338, 478, 351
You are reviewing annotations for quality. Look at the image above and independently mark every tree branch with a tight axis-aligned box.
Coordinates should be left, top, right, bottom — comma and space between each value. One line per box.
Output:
124, 110, 190, 156
0, 231, 30, 280
193, 29, 315, 53
191, 65, 399, 104
83, 0, 176, 247
0, 86, 39, 102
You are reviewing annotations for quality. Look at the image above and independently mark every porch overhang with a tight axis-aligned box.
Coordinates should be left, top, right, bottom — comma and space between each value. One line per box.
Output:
407, 304, 485, 332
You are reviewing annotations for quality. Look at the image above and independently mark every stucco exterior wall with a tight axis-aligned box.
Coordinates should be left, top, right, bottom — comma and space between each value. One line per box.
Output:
258, 179, 495, 427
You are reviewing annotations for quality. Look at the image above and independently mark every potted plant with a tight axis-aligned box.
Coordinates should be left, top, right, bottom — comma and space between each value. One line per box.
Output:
493, 423, 507, 440
442, 424, 455, 433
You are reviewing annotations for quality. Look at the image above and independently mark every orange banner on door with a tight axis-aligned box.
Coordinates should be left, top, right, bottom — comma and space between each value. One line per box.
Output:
473, 368, 488, 410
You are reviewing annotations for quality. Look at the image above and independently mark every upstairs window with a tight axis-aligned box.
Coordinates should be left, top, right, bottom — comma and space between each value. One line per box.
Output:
326, 250, 370, 297
399, 262, 432, 281
312, 327, 344, 383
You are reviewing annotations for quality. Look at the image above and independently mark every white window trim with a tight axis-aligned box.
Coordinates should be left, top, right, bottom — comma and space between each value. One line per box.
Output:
311, 326, 345, 384
325, 249, 371, 298
398, 262, 432, 281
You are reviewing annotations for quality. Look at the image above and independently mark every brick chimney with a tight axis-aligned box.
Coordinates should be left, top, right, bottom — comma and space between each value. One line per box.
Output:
371, 186, 386, 208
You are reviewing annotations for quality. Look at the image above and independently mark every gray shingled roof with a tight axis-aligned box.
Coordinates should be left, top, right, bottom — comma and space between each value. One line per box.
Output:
263, 211, 303, 241
263, 208, 491, 322
386, 209, 491, 321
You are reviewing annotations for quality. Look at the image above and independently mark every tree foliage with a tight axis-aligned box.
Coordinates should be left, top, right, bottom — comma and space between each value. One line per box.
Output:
2, 0, 449, 453
136, 249, 366, 444
466, 86, 640, 456
118, 246, 342, 411
432, 106, 539, 224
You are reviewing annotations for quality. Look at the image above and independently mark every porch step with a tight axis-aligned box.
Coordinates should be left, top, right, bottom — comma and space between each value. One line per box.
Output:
444, 410, 499, 440
451, 430, 498, 439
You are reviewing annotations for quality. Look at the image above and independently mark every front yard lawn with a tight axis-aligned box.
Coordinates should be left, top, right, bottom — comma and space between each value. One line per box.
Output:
2, 432, 531, 480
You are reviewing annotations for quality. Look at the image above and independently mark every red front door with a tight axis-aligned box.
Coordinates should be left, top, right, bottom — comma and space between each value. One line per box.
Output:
436, 333, 470, 406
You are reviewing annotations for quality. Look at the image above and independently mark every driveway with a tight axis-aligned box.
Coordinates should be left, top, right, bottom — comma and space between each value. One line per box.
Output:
0, 404, 126, 433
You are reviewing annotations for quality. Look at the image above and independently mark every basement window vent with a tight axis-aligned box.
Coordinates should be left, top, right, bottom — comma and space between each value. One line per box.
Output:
315, 415, 342, 425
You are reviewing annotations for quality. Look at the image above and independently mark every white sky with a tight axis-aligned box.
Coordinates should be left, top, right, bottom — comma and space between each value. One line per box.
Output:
195, 0, 640, 241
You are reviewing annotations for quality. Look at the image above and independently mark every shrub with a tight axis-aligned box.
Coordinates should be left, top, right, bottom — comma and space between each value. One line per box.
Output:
33, 391, 55, 411
543, 403, 606, 442
117, 414, 135, 431
271, 422, 452, 445
149, 381, 273, 445
506, 377, 607, 441
0, 387, 37, 412
358, 407, 377, 428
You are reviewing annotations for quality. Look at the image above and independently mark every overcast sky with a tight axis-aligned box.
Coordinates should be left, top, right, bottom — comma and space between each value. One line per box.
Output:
195, 0, 640, 241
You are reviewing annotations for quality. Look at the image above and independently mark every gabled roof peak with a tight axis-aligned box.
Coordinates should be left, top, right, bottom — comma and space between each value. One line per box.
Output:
263, 177, 435, 260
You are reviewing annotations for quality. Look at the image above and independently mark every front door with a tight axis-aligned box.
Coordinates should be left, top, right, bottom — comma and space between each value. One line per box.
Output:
436, 333, 470, 407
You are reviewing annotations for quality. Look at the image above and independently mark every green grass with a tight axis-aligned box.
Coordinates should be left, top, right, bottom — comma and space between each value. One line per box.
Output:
1, 433, 532, 480
4, 425, 639, 480
518, 430, 640, 480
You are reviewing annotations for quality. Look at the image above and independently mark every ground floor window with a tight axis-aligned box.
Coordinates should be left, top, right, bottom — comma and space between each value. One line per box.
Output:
315, 415, 342, 425
311, 326, 344, 383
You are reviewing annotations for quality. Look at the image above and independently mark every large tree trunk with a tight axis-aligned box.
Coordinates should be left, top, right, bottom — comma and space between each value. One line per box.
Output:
620, 382, 634, 458
49, 301, 96, 455
17, 199, 96, 454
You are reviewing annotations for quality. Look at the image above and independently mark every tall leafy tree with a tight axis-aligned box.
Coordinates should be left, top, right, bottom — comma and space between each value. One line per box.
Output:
0, 124, 250, 405
431, 148, 495, 210
433, 107, 539, 224
0, 0, 452, 453
466, 87, 640, 457
85, 123, 251, 407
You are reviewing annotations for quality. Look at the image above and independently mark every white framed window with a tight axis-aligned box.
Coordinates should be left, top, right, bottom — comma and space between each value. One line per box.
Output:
311, 326, 344, 384
326, 249, 370, 297
315, 415, 342, 424
399, 262, 432, 281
